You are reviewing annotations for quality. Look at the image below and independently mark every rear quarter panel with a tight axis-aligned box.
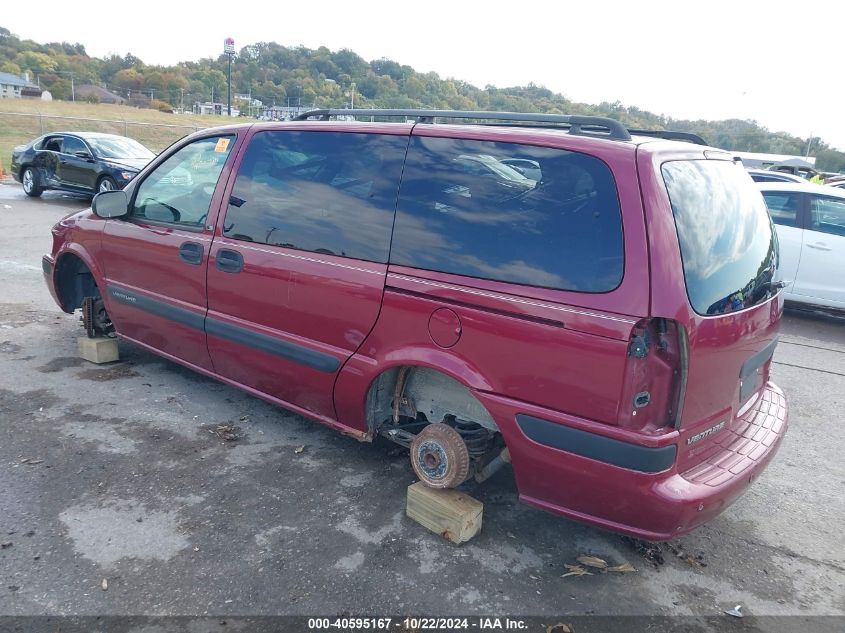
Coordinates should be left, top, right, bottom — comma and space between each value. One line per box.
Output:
335, 129, 650, 430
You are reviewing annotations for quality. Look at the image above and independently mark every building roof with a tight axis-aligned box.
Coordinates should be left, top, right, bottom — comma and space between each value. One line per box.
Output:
75, 84, 126, 104
0, 72, 39, 88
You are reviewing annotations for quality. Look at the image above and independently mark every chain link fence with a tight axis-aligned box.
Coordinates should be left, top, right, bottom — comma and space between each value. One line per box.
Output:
1, 112, 206, 178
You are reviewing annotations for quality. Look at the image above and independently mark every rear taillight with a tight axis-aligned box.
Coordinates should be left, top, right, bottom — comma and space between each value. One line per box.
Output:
617, 318, 687, 433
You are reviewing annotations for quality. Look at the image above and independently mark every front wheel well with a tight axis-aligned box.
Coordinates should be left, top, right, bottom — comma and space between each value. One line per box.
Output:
55, 254, 99, 313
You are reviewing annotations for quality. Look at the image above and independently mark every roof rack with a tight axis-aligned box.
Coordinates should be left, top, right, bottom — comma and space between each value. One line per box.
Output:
294, 109, 633, 142
627, 129, 708, 145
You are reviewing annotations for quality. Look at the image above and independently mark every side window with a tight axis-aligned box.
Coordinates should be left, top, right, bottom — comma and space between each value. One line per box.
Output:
130, 135, 234, 227
810, 196, 845, 237
223, 131, 407, 262
762, 191, 802, 227
43, 137, 63, 153
390, 136, 624, 292
62, 137, 88, 155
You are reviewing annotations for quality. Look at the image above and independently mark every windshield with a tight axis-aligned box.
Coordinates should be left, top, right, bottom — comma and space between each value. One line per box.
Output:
88, 137, 155, 160
662, 159, 778, 316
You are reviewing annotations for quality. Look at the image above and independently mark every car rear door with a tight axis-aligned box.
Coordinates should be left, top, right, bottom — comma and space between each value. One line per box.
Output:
791, 193, 845, 306
34, 135, 63, 187
205, 125, 411, 425
760, 189, 805, 297
100, 133, 240, 370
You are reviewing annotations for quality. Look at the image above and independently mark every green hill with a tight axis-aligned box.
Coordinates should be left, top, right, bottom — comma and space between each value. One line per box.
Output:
1, 25, 842, 171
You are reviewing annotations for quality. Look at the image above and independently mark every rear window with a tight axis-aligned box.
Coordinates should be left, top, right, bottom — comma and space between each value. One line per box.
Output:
662, 160, 778, 316
390, 136, 624, 292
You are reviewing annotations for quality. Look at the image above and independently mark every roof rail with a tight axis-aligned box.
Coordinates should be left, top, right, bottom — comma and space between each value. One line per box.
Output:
627, 129, 708, 145
294, 109, 633, 142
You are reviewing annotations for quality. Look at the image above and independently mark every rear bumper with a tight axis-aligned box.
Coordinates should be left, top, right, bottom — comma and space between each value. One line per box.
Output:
480, 382, 788, 540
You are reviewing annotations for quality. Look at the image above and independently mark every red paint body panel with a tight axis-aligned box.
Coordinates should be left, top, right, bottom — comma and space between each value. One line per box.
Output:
483, 382, 787, 539
370, 277, 630, 424
206, 238, 387, 422
100, 222, 214, 369
43, 120, 789, 540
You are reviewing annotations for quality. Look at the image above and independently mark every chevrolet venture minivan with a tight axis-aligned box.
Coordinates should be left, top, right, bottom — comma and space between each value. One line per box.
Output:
43, 109, 788, 539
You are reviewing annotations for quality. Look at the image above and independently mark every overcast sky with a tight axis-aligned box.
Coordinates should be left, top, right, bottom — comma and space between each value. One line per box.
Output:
4, 1, 844, 150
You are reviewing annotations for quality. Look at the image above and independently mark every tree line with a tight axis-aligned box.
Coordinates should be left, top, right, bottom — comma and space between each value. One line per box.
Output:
1, 26, 842, 171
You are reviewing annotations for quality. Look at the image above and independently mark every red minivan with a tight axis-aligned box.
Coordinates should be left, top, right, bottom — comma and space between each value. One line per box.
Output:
42, 110, 788, 540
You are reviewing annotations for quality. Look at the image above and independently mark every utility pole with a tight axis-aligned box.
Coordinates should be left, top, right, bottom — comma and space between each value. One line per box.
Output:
56, 71, 76, 101
806, 132, 814, 158
224, 37, 235, 117
180, 88, 184, 113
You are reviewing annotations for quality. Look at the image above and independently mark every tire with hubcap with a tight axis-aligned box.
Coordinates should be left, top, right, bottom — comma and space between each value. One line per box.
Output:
409, 423, 471, 489
97, 176, 118, 193
22, 167, 43, 197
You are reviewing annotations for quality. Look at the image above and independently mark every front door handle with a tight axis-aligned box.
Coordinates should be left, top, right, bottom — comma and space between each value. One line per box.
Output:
216, 249, 244, 273
806, 242, 832, 251
179, 241, 204, 265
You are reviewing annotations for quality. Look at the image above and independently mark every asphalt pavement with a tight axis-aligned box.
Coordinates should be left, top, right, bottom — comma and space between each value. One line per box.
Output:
0, 182, 843, 624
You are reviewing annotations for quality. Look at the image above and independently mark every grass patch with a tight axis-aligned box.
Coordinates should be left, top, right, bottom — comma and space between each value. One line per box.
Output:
0, 99, 248, 176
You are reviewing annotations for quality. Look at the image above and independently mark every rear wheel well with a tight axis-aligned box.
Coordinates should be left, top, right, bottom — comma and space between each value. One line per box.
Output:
367, 365, 509, 486
366, 365, 499, 434
55, 254, 99, 313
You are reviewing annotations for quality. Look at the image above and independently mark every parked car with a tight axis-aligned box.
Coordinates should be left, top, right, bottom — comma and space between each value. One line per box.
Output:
42, 110, 788, 540
757, 181, 845, 310
746, 168, 804, 184
768, 164, 817, 179
828, 181, 845, 190
11, 132, 155, 197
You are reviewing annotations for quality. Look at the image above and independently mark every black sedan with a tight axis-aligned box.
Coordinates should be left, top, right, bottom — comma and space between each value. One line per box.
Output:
10, 132, 155, 197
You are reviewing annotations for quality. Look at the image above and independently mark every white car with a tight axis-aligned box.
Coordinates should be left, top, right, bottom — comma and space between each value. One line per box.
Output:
757, 182, 845, 310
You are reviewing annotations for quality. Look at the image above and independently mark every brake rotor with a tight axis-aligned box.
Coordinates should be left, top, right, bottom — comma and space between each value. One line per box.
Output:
80, 297, 114, 338
410, 423, 470, 489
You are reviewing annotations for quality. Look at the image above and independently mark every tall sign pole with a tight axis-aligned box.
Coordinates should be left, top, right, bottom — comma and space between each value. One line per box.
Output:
224, 37, 235, 116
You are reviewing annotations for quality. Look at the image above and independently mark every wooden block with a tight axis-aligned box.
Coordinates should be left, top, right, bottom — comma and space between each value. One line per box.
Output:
406, 481, 483, 545
77, 336, 119, 364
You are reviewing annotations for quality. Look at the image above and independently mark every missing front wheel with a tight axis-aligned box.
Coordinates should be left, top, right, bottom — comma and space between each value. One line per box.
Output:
80, 296, 114, 338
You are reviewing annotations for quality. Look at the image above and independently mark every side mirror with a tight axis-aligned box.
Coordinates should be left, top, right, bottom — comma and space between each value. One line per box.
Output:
92, 190, 129, 218
74, 151, 93, 160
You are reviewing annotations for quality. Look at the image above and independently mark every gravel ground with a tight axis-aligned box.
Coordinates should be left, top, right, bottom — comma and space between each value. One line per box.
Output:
0, 182, 843, 628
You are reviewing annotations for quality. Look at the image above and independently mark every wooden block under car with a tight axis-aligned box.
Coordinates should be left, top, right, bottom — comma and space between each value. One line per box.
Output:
406, 481, 483, 545
77, 336, 119, 364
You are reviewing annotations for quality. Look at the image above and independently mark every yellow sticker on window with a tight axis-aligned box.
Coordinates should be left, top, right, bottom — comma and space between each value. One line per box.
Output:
214, 138, 230, 153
